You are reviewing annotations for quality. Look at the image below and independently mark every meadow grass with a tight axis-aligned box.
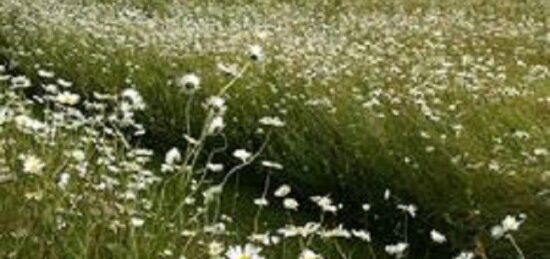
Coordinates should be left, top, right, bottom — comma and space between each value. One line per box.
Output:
0, 0, 549, 258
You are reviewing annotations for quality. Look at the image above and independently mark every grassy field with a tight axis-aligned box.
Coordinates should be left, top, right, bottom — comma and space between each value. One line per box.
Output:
0, 0, 549, 258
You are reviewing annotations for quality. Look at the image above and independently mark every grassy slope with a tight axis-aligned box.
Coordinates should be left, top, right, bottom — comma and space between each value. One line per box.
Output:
1, 0, 549, 257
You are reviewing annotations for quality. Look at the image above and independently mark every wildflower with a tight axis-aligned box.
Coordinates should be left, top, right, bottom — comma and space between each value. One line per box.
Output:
225, 244, 264, 259
233, 149, 252, 162
249, 232, 279, 246
384, 189, 391, 200
206, 96, 227, 114
203, 185, 223, 203
71, 150, 86, 161
534, 148, 548, 156
161, 250, 173, 257
217, 63, 239, 77
491, 214, 525, 239
21, 154, 45, 175
121, 88, 146, 110
55, 91, 80, 105
57, 172, 70, 189
311, 195, 337, 213
208, 116, 225, 135
37, 69, 55, 78
501, 215, 521, 231
352, 229, 371, 242
259, 116, 285, 127
261, 160, 283, 170
248, 44, 264, 62
253, 197, 269, 207
397, 204, 417, 218
56, 78, 73, 88
320, 225, 351, 239
490, 225, 505, 239
277, 222, 320, 238
10, 76, 31, 89
299, 249, 323, 259
274, 184, 291, 197
454, 251, 474, 259
207, 163, 224, 172
25, 191, 44, 201
165, 148, 181, 165
283, 198, 299, 210
385, 242, 408, 258
178, 73, 200, 94
208, 241, 225, 258
430, 229, 446, 244
130, 217, 145, 227
362, 203, 371, 212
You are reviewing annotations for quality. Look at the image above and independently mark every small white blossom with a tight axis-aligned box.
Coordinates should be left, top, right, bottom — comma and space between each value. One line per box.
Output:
21, 154, 45, 175
225, 244, 264, 259
208, 241, 225, 257
208, 116, 225, 134
10, 76, 31, 89
397, 204, 417, 218
55, 91, 80, 105
261, 160, 283, 170
130, 217, 145, 227
233, 149, 252, 162
311, 195, 337, 213
253, 197, 269, 207
259, 116, 285, 127
283, 198, 299, 210
352, 229, 371, 242
299, 249, 323, 259
385, 242, 408, 258
430, 230, 446, 244
274, 184, 291, 197
165, 148, 181, 166
206, 163, 224, 172
248, 44, 264, 62
37, 69, 55, 78
178, 73, 200, 94
454, 251, 474, 259
57, 172, 70, 189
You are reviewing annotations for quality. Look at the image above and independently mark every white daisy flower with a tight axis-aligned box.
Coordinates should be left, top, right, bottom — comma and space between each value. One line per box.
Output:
274, 184, 291, 197
385, 242, 408, 258
233, 149, 252, 162
225, 244, 264, 259
10, 76, 31, 89
55, 91, 80, 106
206, 163, 224, 173
430, 229, 446, 244
165, 148, 181, 166
253, 197, 269, 207
21, 154, 45, 175
299, 249, 323, 259
259, 116, 285, 127
130, 217, 145, 227
454, 251, 474, 259
178, 73, 200, 94
208, 116, 225, 135
208, 241, 225, 257
283, 198, 299, 210
261, 160, 283, 170
37, 69, 55, 78
248, 44, 264, 62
